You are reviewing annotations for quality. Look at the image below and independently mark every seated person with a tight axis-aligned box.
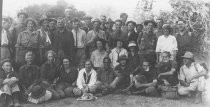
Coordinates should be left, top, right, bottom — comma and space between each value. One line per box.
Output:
113, 55, 131, 89
19, 51, 52, 103
73, 60, 97, 96
55, 57, 78, 98
0, 59, 20, 107
124, 60, 159, 96
109, 40, 128, 68
127, 41, 140, 72
96, 57, 117, 95
178, 52, 207, 104
40, 50, 60, 100
156, 51, 178, 86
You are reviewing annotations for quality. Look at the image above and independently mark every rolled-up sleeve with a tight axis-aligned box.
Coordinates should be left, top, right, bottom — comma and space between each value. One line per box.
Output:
88, 70, 97, 87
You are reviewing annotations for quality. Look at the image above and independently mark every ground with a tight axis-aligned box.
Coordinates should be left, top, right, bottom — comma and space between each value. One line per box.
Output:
22, 94, 209, 107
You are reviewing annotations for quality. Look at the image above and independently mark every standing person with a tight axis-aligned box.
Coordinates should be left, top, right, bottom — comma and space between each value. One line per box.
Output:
178, 52, 207, 104
109, 20, 128, 49
127, 21, 138, 43
156, 24, 178, 62
1, 17, 13, 61
48, 18, 59, 54
175, 19, 196, 69
72, 18, 86, 66
64, 8, 73, 31
55, 57, 78, 98
56, 17, 75, 64
11, 12, 28, 58
37, 18, 52, 63
0, 59, 21, 107
100, 15, 107, 31
90, 39, 108, 70
105, 18, 114, 41
81, 15, 93, 33
15, 18, 41, 67
86, 18, 106, 57
109, 40, 128, 68
120, 13, 128, 33
136, 24, 144, 47
73, 60, 98, 96
154, 18, 164, 39
139, 20, 157, 67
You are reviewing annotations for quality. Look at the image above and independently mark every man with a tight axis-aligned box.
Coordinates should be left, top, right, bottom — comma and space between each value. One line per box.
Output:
120, 13, 128, 33
81, 15, 93, 33
105, 18, 114, 42
175, 19, 196, 69
56, 17, 75, 63
64, 8, 73, 31
0, 59, 20, 107
11, 12, 28, 59
178, 51, 207, 104
139, 20, 157, 67
72, 18, 86, 66
109, 19, 128, 49
96, 57, 117, 95
86, 18, 106, 58
154, 18, 164, 39
100, 15, 107, 31
136, 24, 144, 46
124, 60, 158, 96
127, 21, 138, 43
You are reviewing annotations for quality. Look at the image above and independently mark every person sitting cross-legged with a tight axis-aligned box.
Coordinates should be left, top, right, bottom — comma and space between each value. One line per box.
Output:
178, 51, 207, 104
0, 59, 21, 107
123, 60, 159, 96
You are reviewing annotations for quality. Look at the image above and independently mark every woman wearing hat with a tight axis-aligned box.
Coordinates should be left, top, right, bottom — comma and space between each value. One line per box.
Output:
156, 24, 178, 62
178, 51, 207, 104
37, 18, 52, 63
15, 18, 41, 67
0, 59, 20, 107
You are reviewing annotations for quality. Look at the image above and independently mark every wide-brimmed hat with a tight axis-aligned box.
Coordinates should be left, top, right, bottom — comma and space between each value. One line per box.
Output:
117, 55, 128, 63
128, 41, 137, 47
181, 51, 194, 59
144, 20, 157, 28
77, 93, 97, 101
25, 18, 37, 27
30, 85, 46, 99
39, 18, 50, 25
105, 18, 114, 24
1, 58, 12, 66
17, 11, 28, 18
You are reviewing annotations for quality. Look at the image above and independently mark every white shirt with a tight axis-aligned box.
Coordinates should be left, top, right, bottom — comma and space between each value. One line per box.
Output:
1, 29, 9, 45
179, 62, 205, 82
90, 50, 108, 68
72, 28, 86, 48
109, 48, 128, 68
86, 30, 106, 44
76, 68, 97, 89
156, 35, 178, 53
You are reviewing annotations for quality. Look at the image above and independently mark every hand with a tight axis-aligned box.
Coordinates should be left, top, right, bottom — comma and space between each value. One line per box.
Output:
3, 78, 11, 84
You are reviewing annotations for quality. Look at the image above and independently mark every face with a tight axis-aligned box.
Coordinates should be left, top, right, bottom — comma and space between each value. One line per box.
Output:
142, 62, 150, 71
128, 23, 135, 31
85, 61, 92, 71
100, 16, 106, 23
163, 28, 170, 35
115, 21, 122, 31
63, 59, 70, 68
162, 53, 170, 62
84, 19, 91, 24
2, 62, 12, 73
57, 19, 64, 28
129, 46, 136, 51
47, 53, 54, 62
183, 58, 191, 65
116, 41, 123, 48
156, 19, 163, 28
93, 21, 100, 29
25, 52, 34, 64
27, 21, 35, 31
42, 20, 49, 30
120, 16, 127, 23
119, 60, 127, 66
103, 59, 110, 68
147, 23, 153, 32
2, 21, 11, 29
18, 14, 27, 23
65, 10, 71, 18
136, 26, 143, 33
96, 41, 103, 50
73, 21, 80, 30
49, 21, 56, 30
177, 21, 186, 31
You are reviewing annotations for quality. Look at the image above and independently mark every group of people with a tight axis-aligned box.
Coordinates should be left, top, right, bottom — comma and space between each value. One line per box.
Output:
0, 8, 208, 107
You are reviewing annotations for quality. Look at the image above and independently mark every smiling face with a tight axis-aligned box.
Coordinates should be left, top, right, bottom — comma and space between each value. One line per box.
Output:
25, 51, 34, 65
156, 19, 163, 29
49, 21, 56, 30
57, 19, 64, 28
128, 23, 135, 31
96, 40, 103, 50
42, 20, 49, 30
47, 52, 54, 63
2, 61, 12, 73
177, 21, 186, 31
85, 61, 92, 72
2, 20, 11, 30
93, 21, 100, 30
27, 20, 35, 31
18, 14, 27, 23
163, 28, 170, 36
142, 61, 150, 71
147, 23, 153, 32
63, 58, 70, 68
115, 21, 122, 31
162, 52, 170, 62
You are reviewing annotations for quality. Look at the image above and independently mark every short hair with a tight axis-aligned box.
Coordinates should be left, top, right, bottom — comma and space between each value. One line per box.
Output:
25, 51, 35, 59
95, 38, 106, 49
45, 50, 57, 59
115, 19, 122, 24
136, 24, 143, 28
25, 18, 37, 27
156, 18, 164, 23
162, 24, 173, 34
103, 57, 111, 63
120, 13, 128, 18
176, 19, 186, 24
162, 51, 171, 57
72, 17, 80, 23
85, 59, 93, 67
126, 21, 136, 26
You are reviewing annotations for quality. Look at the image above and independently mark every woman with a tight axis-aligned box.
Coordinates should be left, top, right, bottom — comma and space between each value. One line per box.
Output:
90, 39, 108, 70
73, 60, 97, 96
156, 24, 178, 62
15, 18, 41, 66
55, 57, 78, 98
40, 50, 60, 100
127, 41, 140, 72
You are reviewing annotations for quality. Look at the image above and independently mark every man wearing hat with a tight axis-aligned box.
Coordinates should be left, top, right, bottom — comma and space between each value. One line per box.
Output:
120, 13, 128, 33
138, 20, 157, 67
86, 18, 107, 58
105, 18, 114, 41
178, 51, 207, 103
81, 15, 93, 33
127, 21, 138, 43
0, 59, 21, 107
100, 15, 107, 31
154, 18, 164, 38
